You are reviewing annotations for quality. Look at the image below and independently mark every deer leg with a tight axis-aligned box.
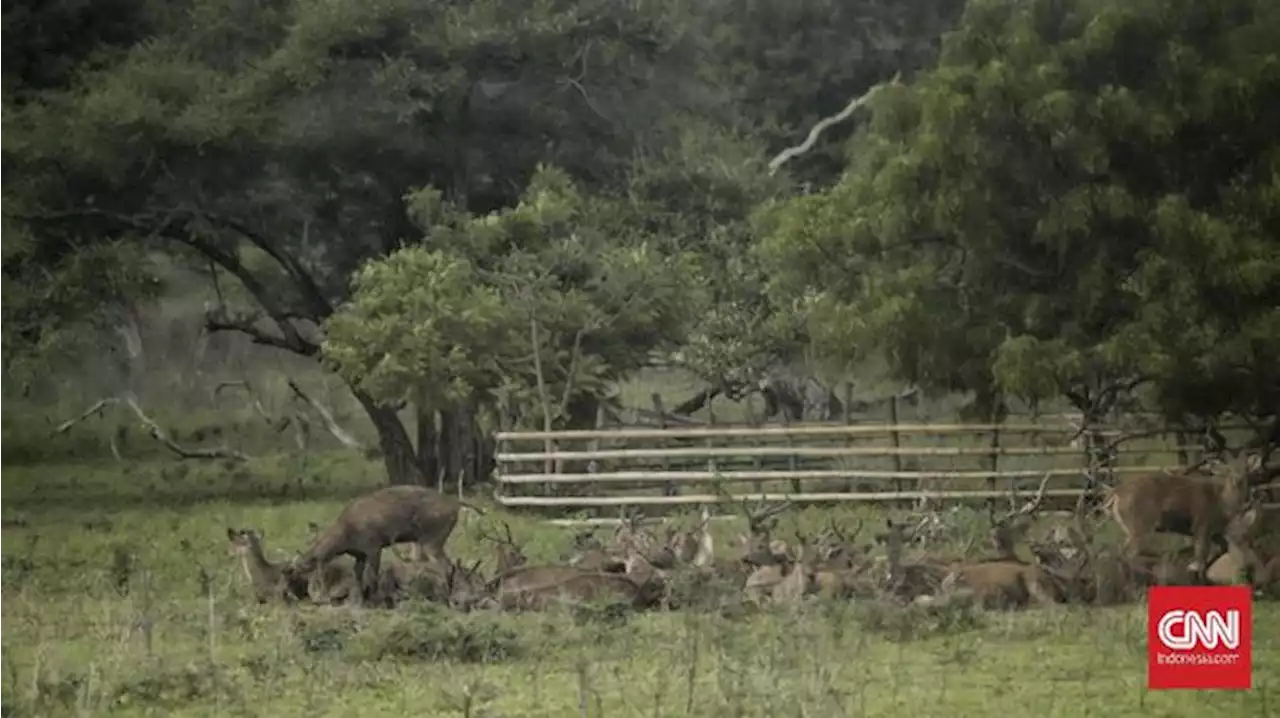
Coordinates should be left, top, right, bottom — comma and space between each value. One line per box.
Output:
364, 549, 383, 604
351, 554, 370, 602
1191, 529, 1211, 585
423, 540, 450, 573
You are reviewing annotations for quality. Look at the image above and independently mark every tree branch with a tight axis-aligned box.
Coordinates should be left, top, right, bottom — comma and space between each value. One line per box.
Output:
768, 72, 902, 176
286, 379, 365, 451
52, 396, 250, 461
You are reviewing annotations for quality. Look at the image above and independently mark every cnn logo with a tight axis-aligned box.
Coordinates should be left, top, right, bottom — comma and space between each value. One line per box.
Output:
1147, 586, 1252, 690
1155, 609, 1240, 650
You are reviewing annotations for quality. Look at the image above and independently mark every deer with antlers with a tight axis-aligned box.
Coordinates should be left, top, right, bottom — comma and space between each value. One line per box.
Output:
890, 474, 1065, 609
476, 520, 529, 575
1104, 449, 1271, 584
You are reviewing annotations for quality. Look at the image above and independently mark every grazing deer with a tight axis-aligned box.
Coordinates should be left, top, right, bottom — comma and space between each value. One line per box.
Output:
1105, 451, 1267, 583
226, 528, 309, 604
285, 485, 462, 603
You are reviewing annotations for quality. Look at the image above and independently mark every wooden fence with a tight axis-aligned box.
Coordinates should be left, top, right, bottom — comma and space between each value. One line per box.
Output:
493, 416, 1270, 519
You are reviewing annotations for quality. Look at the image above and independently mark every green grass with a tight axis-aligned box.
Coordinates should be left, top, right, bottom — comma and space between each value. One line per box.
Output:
4, 455, 1279, 717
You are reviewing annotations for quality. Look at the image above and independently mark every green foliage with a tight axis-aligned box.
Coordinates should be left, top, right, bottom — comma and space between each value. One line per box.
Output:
759, 0, 1280, 419
324, 167, 705, 424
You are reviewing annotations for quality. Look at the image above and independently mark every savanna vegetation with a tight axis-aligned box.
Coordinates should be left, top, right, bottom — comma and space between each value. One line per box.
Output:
4, 0, 1280, 715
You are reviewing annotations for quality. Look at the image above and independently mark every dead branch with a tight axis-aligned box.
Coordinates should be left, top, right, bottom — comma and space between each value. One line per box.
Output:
286, 379, 363, 451
121, 395, 249, 461
53, 398, 119, 434
768, 72, 902, 176
54, 396, 249, 461
212, 380, 273, 424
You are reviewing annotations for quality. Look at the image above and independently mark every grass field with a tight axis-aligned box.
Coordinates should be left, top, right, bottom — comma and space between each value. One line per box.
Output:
3, 452, 1278, 718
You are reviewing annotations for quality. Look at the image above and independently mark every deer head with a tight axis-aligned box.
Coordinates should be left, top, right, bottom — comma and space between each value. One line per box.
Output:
477, 520, 527, 574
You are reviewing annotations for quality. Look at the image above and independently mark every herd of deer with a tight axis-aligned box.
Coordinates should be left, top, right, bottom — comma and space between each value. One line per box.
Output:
226, 450, 1279, 615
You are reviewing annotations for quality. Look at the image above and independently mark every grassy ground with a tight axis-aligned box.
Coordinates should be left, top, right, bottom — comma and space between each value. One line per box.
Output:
4, 454, 1278, 717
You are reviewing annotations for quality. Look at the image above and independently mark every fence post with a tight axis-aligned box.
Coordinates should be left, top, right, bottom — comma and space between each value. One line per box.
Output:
782, 411, 801, 494
985, 425, 1001, 512
746, 393, 764, 496
841, 383, 854, 492
651, 392, 677, 497
889, 395, 903, 495
1175, 429, 1190, 467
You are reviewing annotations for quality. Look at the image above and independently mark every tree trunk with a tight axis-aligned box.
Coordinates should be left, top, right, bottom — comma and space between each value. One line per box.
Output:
352, 389, 426, 485
415, 404, 439, 485
438, 406, 458, 489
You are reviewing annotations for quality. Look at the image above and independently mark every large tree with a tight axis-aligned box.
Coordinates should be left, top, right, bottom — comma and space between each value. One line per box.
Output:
757, 0, 1280, 426
3, 0, 714, 483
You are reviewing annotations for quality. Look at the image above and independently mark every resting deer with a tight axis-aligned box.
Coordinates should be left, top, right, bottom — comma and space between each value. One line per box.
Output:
226, 528, 309, 604
477, 520, 528, 575
922, 474, 1064, 609
1209, 499, 1280, 594
284, 485, 463, 603
1105, 450, 1269, 583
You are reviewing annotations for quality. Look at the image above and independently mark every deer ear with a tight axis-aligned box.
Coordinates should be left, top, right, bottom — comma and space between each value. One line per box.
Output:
1246, 452, 1263, 473
226, 528, 237, 541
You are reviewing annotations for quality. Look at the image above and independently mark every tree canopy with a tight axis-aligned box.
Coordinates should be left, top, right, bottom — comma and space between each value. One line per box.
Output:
6, 0, 1278, 483
758, 0, 1280, 423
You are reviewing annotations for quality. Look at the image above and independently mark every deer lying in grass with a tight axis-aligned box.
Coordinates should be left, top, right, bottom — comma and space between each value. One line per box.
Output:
888, 474, 1065, 609
486, 538, 664, 611
1032, 508, 1202, 605
476, 520, 528, 575
1208, 500, 1280, 594
226, 528, 310, 604
1105, 450, 1269, 583
284, 485, 463, 604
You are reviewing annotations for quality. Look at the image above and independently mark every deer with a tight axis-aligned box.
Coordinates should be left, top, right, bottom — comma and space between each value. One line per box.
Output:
476, 520, 528, 575
1104, 449, 1269, 584
1032, 502, 1202, 605
488, 560, 661, 611
283, 484, 463, 604
1208, 498, 1280, 594
875, 520, 949, 603
921, 474, 1065, 609
226, 528, 310, 604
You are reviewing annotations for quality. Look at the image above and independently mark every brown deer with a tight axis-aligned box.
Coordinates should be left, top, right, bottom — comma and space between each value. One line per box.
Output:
489, 563, 659, 611
284, 485, 463, 603
876, 520, 949, 603
476, 520, 528, 575
930, 474, 1065, 609
226, 528, 309, 604
1105, 451, 1267, 583
1209, 499, 1280, 594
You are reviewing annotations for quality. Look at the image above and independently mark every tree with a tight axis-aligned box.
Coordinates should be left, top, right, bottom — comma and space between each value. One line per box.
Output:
698, 0, 966, 187
322, 167, 704, 482
757, 0, 1280, 426
3, 0, 713, 483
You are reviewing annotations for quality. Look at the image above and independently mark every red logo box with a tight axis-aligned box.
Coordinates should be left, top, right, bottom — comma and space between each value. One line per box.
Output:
1147, 585, 1252, 690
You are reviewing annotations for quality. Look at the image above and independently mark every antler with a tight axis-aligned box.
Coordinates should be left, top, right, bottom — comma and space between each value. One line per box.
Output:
743, 496, 794, 535
998, 472, 1052, 526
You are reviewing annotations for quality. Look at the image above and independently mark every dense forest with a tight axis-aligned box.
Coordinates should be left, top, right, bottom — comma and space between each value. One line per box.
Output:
4, 0, 1278, 485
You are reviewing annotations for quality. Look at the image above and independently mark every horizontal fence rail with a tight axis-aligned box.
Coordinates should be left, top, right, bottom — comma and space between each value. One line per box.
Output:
492, 416, 1268, 519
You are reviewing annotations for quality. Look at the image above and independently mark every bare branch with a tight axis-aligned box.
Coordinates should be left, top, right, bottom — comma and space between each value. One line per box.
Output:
53, 396, 249, 461
52, 398, 120, 434
768, 72, 902, 176
286, 379, 364, 451
212, 380, 273, 424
